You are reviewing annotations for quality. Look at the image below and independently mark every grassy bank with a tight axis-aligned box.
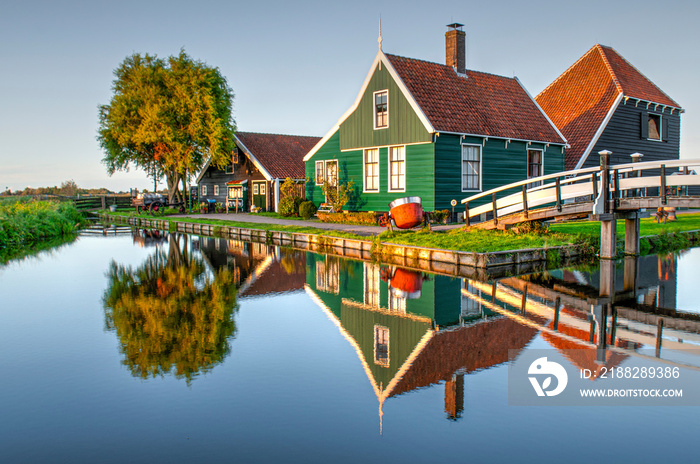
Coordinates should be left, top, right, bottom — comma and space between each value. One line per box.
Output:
104, 210, 700, 256
106, 211, 593, 254
0, 198, 85, 260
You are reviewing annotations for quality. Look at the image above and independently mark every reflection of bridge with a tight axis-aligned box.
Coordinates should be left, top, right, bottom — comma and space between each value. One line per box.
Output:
463, 255, 700, 372
461, 153, 700, 258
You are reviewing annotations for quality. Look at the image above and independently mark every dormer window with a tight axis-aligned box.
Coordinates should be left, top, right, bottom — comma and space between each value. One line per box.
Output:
374, 90, 388, 129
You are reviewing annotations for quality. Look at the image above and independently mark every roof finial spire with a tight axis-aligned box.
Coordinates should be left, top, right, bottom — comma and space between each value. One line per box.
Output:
378, 17, 383, 51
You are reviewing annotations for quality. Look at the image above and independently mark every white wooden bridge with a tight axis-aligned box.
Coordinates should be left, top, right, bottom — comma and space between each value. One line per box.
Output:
461, 151, 700, 258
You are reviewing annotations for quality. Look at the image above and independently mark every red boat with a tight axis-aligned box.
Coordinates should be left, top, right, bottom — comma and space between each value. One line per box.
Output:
379, 196, 426, 229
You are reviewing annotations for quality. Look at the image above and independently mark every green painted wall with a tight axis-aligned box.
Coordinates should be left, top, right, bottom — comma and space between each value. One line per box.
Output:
305, 130, 436, 212
339, 62, 431, 150
435, 135, 565, 210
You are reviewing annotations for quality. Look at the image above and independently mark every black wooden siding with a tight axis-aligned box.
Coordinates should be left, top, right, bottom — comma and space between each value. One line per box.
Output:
199, 156, 270, 210
584, 102, 681, 169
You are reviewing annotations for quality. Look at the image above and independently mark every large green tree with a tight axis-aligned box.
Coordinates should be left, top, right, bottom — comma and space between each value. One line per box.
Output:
98, 50, 235, 203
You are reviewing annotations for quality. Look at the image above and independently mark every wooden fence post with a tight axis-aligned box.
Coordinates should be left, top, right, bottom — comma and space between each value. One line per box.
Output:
660, 164, 667, 205
491, 193, 498, 226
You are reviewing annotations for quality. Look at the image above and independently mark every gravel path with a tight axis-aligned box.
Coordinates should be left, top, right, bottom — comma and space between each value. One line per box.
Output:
174, 213, 463, 237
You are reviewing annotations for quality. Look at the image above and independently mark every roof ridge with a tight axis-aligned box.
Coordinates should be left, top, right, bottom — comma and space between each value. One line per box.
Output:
537, 45, 617, 99
236, 131, 321, 138
385, 52, 517, 81
596, 44, 680, 108
595, 44, 624, 94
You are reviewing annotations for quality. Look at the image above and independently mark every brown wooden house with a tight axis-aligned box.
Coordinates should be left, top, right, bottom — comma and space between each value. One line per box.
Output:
196, 132, 320, 212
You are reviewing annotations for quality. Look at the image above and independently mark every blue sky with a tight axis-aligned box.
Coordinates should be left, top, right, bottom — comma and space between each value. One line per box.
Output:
1, 0, 698, 191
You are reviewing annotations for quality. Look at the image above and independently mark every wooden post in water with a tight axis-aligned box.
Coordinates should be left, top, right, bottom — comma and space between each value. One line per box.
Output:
656, 318, 664, 357
553, 297, 561, 331
623, 256, 638, 293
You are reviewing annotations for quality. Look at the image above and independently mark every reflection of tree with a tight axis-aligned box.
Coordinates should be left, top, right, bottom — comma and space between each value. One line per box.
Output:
103, 235, 238, 382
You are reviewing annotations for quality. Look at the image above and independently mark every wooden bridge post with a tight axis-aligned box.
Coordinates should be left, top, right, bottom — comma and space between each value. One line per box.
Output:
491, 193, 498, 226
597, 151, 617, 259
624, 212, 640, 255
464, 202, 470, 227
600, 219, 617, 259
660, 164, 667, 205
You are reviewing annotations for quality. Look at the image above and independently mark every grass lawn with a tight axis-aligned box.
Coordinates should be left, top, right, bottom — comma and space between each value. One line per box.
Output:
375, 227, 586, 253
549, 212, 700, 237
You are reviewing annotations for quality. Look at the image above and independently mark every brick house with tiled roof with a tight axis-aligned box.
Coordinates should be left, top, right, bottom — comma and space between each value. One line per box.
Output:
197, 132, 320, 212
536, 44, 683, 171
304, 24, 567, 212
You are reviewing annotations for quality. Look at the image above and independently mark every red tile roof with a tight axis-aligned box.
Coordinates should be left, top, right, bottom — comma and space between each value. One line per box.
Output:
385, 54, 565, 144
536, 45, 681, 170
235, 132, 321, 179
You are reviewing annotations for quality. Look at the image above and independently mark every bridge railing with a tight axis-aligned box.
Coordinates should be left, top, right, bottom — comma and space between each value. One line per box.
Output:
461, 157, 700, 225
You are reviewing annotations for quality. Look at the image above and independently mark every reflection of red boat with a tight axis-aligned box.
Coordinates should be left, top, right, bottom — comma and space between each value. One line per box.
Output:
379, 196, 426, 229
386, 267, 425, 299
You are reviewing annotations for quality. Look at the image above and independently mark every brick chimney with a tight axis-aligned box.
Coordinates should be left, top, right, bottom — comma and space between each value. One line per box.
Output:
445, 23, 466, 74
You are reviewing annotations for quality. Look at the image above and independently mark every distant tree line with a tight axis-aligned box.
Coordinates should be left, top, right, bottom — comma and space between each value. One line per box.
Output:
2, 179, 128, 197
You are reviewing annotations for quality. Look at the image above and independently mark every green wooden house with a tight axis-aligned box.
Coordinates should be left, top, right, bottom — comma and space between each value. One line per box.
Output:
304, 24, 568, 212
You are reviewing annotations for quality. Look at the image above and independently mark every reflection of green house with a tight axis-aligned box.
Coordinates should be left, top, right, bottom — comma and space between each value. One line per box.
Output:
304, 253, 537, 427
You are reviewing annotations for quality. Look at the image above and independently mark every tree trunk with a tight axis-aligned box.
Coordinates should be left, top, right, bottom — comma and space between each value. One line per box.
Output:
166, 169, 182, 205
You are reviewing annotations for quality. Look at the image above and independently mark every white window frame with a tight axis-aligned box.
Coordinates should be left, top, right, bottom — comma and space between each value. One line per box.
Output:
648, 113, 662, 141
461, 279, 483, 320
201, 185, 207, 196
388, 288, 406, 313
325, 160, 338, 188
363, 149, 380, 193
316, 258, 339, 294
225, 164, 234, 174
315, 161, 325, 185
461, 144, 482, 192
373, 90, 389, 130
388, 146, 406, 192
363, 262, 381, 308
213, 185, 220, 196
253, 183, 259, 195
259, 182, 266, 195
374, 325, 390, 367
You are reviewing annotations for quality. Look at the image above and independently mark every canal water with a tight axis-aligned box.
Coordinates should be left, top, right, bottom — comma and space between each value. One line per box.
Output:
1, 225, 699, 463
